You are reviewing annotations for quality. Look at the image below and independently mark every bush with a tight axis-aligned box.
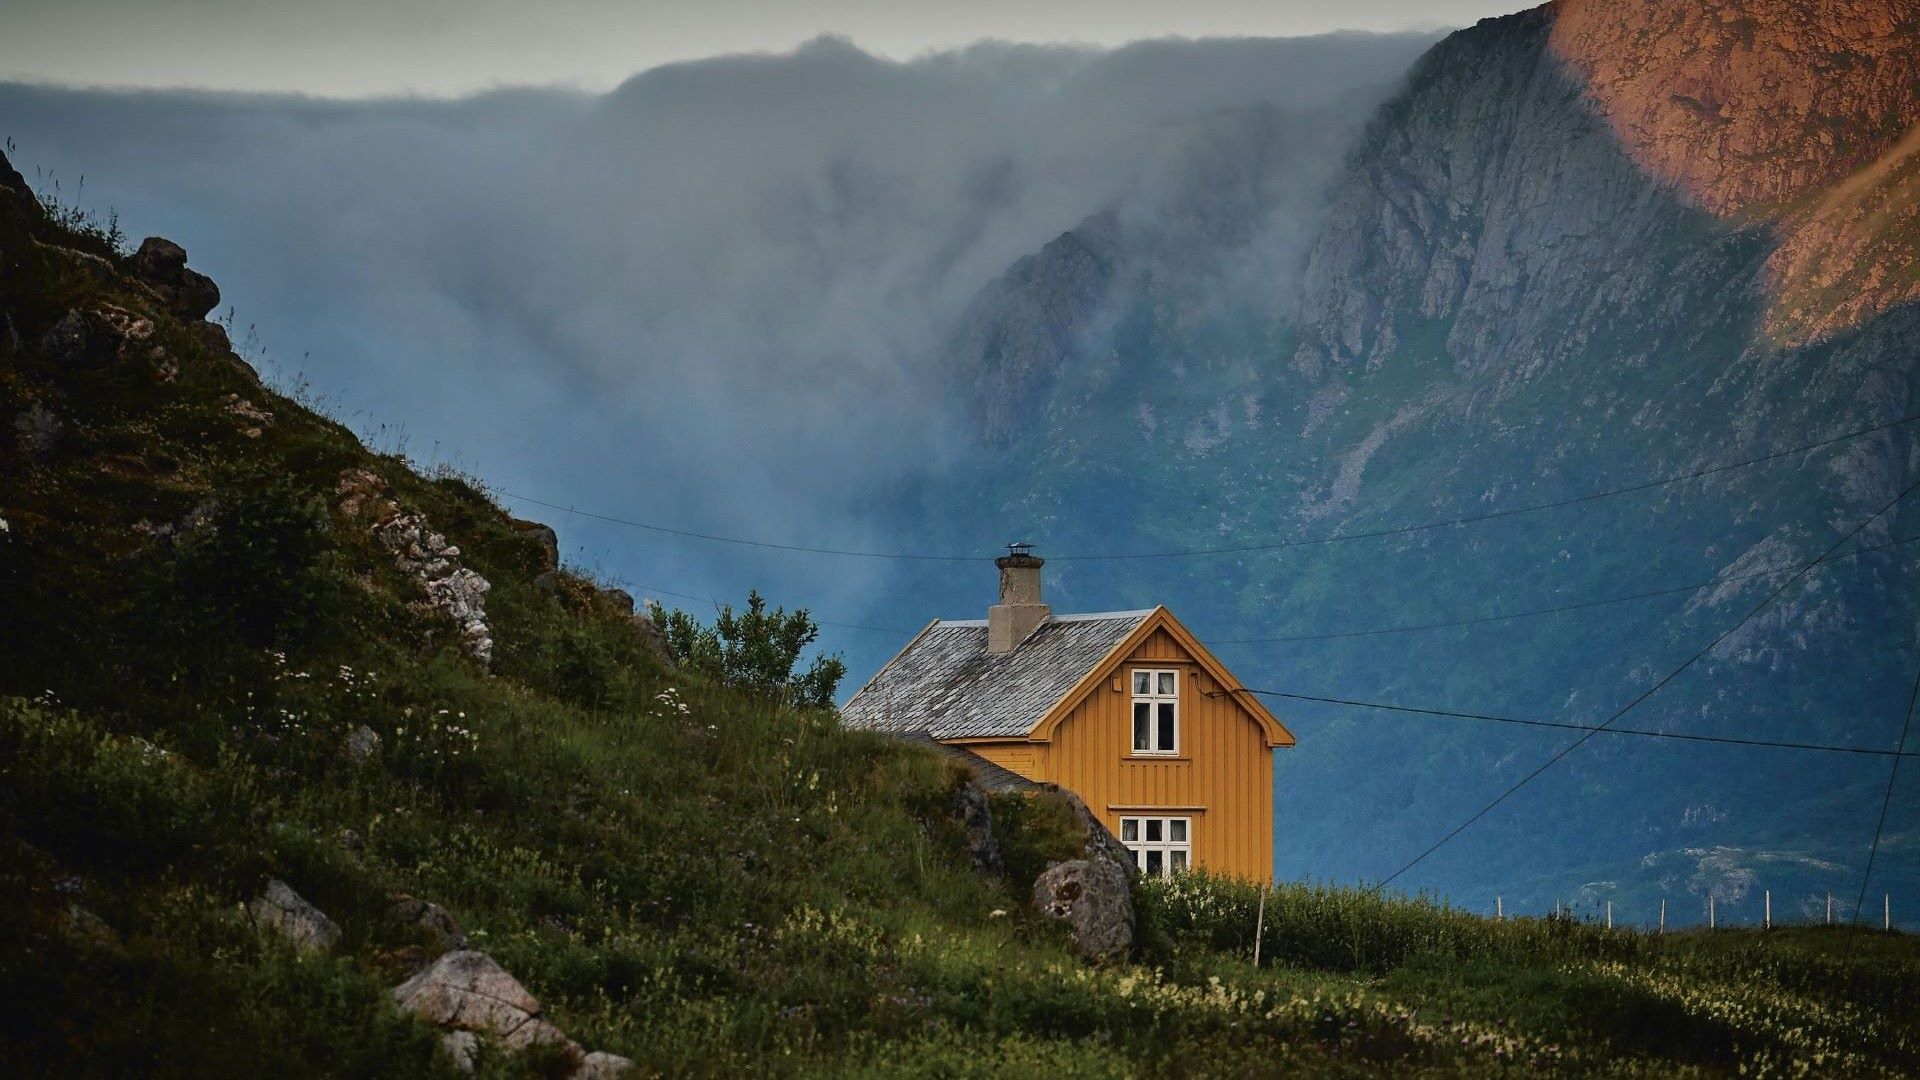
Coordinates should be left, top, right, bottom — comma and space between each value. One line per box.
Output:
648, 590, 845, 709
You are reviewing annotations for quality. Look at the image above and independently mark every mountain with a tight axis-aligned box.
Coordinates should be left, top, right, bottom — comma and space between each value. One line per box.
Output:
923, 0, 1920, 921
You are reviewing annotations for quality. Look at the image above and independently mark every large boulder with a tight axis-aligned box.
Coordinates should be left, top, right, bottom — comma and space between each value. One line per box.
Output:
393, 950, 577, 1059
1033, 857, 1134, 964
127, 236, 221, 320
511, 520, 560, 572
392, 950, 635, 1076
247, 878, 342, 955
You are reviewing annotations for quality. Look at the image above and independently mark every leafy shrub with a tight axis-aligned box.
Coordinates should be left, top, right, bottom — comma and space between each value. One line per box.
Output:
649, 590, 845, 709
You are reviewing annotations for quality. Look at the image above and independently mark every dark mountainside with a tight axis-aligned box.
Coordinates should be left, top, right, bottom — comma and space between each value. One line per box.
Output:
916, 0, 1920, 920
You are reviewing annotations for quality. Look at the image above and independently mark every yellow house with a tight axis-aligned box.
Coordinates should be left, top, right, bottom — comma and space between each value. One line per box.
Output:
841, 546, 1294, 882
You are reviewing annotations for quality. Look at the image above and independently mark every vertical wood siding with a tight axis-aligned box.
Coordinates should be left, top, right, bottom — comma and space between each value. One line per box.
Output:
1042, 628, 1273, 881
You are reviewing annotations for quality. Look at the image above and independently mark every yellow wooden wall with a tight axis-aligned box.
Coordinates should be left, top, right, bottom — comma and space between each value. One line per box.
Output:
957, 627, 1274, 882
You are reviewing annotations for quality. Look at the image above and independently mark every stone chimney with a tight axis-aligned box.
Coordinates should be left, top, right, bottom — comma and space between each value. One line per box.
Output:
988, 543, 1049, 654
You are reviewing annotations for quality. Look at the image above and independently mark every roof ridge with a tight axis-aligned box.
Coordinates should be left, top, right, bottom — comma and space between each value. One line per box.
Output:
933, 608, 1154, 628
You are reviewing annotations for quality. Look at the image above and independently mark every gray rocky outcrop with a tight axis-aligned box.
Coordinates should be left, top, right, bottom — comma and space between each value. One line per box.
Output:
1032, 857, 1133, 964
512, 519, 559, 572
393, 950, 631, 1076
127, 236, 221, 320
336, 469, 494, 667
247, 878, 342, 955
393, 950, 575, 1058
36, 305, 158, 370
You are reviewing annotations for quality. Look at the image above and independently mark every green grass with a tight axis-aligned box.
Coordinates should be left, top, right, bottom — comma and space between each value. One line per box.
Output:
3, 151, 1919, 1077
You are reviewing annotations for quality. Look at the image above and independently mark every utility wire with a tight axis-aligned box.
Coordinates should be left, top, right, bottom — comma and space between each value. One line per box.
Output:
1845, 667, 1919, 950
1210, 534, 1920, 644
607, 575, 914, 636
1366, 475, 1920, 894
494, 489, 982, 562
1217, 686, 1920, 759
489, 412, 1920, 563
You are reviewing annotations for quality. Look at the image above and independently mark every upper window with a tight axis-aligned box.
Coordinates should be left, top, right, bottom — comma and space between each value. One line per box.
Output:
1130, 669, 1178, 755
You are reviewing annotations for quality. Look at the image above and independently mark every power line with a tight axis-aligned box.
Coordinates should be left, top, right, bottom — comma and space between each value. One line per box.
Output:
489, 411, 1920, 563
1209, 534, 1920, 644
1846, 667, 1919, 949
493, 489, 982, 562
1368, 475, 1920, 894
1217, 686, 1920, 759
607, 575, 914, 636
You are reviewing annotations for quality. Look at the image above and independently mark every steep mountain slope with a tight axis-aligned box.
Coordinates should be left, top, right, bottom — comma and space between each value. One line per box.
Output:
927, 0, 1920, 919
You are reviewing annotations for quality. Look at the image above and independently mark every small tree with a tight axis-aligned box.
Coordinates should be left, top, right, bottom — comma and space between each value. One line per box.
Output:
648, 590, 845, 709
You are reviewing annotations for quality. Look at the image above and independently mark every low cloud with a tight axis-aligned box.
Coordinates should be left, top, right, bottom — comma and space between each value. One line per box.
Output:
0, 31, 1434, 645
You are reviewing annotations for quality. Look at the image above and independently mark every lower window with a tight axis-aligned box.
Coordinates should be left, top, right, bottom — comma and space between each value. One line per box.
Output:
1118, 816, 1191, 878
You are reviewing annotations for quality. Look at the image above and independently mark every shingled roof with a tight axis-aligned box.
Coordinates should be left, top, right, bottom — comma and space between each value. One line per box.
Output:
840, 610, 1154, 740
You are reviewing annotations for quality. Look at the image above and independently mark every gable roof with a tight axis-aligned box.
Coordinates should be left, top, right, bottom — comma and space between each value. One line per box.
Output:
840, 610, 1154, 740
841, 605, 1295, 748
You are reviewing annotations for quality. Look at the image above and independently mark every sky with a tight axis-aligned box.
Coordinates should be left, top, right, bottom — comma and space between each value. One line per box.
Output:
2, 0, 1517, 96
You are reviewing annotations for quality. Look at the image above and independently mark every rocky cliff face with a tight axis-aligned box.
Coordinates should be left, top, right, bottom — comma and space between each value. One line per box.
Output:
1545, 0, 1920, 346
1547, 0, 1920, 217
920, 0, 1920, 911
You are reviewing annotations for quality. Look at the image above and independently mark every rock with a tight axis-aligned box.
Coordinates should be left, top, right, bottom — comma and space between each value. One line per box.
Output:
35, 306, 156, 369
247, 878, 342, 955
1032, 857, 1133, 964
441, 1030, 481, 1073
61, 903, 120, 950
352, 487, 494, 668
393, 951, 578, 1059
573, 1050, 635, 1078
952, 779, 1003, 876
344, 724, 381, 764
128, 236, 221, 320
599, 586, 635, 615
389, 893, 469, 952
630, 612, 675, 670
533, 570, 563, 597
512, 520, 560, 572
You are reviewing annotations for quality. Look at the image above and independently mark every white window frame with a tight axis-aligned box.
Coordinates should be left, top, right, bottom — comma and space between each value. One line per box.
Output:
1130, 668, 1179, 755
1118, 815, 1191, 878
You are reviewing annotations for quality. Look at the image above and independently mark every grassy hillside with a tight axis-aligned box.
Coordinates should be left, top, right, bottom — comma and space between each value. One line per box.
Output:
2, 151, 1917, 1077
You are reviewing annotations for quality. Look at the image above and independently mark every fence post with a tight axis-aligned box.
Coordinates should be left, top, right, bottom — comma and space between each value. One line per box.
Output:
1496, 895, 1502, 920
1764, 890, 1771, 930
1659, 897, 1666, 934
1887, 893, 1892, 932
1606, 899, 1613, 930
1827, 892, 1834, 926
1252, 882, 1268, 967
1709, 895, 1715, 929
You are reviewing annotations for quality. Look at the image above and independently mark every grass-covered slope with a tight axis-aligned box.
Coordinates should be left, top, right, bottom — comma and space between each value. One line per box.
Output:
1, 149, 1917, 1077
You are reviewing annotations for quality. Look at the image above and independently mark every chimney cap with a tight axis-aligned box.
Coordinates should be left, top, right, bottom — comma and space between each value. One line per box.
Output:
996, 541, 1043, 569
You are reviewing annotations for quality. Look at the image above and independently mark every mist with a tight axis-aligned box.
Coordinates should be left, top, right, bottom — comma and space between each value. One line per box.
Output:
0, 31, 1436, 663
